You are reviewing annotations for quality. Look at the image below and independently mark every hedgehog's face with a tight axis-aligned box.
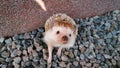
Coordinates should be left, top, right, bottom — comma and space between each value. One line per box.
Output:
52, 26, 75, 44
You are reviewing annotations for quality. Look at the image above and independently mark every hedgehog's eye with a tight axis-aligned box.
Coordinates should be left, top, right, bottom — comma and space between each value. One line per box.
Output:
69, 34, 71, 37
56, 31, 60, 34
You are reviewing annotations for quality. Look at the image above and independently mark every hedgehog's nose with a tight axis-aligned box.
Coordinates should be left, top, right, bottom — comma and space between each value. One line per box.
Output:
62, 35, 68, 41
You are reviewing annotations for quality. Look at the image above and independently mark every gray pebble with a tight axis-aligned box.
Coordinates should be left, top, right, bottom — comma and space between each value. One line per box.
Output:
74, 50, 78, 56
25, 61, 32, 66
103, 54, 111, 59
96, 54, 102, 60
61, 55, 68, 62
52, 61, 58, 67
11, 49, 19, 57
84, 49, 91, 56
73, 61, 78, 66
33, 56, 40, 63
118, 36, 120, 41
106, 39, 111, 44
5, 38, 12, 46
83, 41, 89, 47
107, 33, 112, 38
88, 54, 94, 59
105, 22, 111, 30
80, 54, 85, 60
113, 10, 120, 14
0, 38, 4, 43
86, 63, 92, 67
68, 51, 74, 58
40, 58, 46, 65
59, 62, 66, 67
13, 57, 21, 64
98, 39, 104, 45
1, 64, 7, 68
1, 51, 10, 58
6, 57, 13, 62
111, 59, 116, 65
108, 45, 114, 50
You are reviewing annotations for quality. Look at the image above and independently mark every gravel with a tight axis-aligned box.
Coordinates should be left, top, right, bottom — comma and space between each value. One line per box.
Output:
0, 10, 120, 68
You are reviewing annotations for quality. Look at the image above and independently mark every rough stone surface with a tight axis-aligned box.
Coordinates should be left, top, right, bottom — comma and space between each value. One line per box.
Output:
0, 0, 120, 37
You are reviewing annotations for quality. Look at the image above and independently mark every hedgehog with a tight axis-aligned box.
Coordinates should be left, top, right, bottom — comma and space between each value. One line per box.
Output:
43, 13, 78, 64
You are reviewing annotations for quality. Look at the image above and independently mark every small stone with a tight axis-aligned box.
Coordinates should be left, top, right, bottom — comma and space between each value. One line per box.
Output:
111, 59, 116, 65
13, 62, 20, 68
80, 54, 85, 60
23, 50, 28, 56
88, 54, 94, 59
21, 61, 26, 67
11, 49, 20, 57
93, 34, 100, 39
98, 39, 104, 45
25, 61, 32, 66
0, 58, 5, 63
83, 41, 89, 47
6, 57, 13, 62
80, 60, 86, 65
86, 63, 92, 67
61, 55, 68, 62
105, 22, 110, 29
59, 62, 66, 67
96, 54, 102, 60
5, 38, 12, 46
108, 45, 114, 50
107, 33, 112, 38
68, 51, 74, 58
113, 10, 120, 14
24, 33, 31, 39
80, 46, 86, 53
67, 63, 72, 68
106, 60, 112, 66
84, 49, 91, 56
0, 37, 4, 43
106, 39, 111, 44
16, 45, 21, 50
76, 56, 80, 61
33, 56, 39, 63
13, 57, 21, 64
1, 51, 10, 58
74, 50, 78, 56
1, 64, 7, 68
118, 36, 120, 41
34, 42, 43, 51
89, 43, 94, 49
12, 41, 17, 49
90, 58, 96, 63
32, 50, 38, 57
40, 58, 46, 65
52, 62, 57, 67
79, 44, 84, 50
73, 61, 78, 66
103, 54, 111, 59
93, 63, 99, 67
0, 46, 6, 52
22, 56, 29, 62
27, 46, 33, 55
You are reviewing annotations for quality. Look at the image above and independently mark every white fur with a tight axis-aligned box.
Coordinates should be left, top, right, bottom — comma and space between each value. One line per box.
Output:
43, 26, 76, 48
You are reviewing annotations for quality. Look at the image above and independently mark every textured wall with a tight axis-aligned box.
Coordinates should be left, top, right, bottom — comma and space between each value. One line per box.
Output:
0, 0, 120, 37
